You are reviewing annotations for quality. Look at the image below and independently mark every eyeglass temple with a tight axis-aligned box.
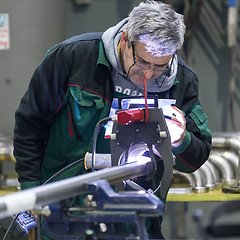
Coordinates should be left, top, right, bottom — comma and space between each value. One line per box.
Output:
169, 54, 175, 67
131, 42, 137, 64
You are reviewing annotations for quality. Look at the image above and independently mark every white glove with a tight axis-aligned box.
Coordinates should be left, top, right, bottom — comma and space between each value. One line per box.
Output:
164, 106, 186, 147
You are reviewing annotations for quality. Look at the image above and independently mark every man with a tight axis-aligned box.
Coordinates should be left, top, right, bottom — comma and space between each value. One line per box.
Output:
13, 1, 212, 239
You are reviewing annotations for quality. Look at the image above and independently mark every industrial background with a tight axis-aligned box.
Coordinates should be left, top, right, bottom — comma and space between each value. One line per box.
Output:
0, 0, 240, 239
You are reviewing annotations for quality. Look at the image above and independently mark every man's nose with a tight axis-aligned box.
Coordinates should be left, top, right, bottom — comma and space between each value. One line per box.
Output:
144, 69, 155, 80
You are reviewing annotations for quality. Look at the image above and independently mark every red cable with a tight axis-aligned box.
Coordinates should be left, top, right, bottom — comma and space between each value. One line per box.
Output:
143, 71, 149, 122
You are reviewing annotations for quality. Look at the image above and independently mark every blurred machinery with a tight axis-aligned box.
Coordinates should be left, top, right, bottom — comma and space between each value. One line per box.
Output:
0, 96, 174, 239
1, 132, 240, 239
0, 96, 240, 239
0, 134, 17, 190
171, 132, 240, 194
1, 128, 240, 239
1, 133, 240, 200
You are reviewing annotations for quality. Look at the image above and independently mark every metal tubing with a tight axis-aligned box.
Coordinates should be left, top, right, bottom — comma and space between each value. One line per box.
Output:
198, 163, 215, 190
212, 135, 240, 152
192, 169, 207, 193
169, 171, 194, 194
0, 160, 149, 219
204, 160, 220, 186
208, 153, 235, 184
85, 153, 112, 170
212, 135, 240, 184
219, 151, 238, 177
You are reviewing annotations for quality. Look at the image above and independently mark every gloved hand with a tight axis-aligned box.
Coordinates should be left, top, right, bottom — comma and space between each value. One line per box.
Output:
165, 106, 186, 147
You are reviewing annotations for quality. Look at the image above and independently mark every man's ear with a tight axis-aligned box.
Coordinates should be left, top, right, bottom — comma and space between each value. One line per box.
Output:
119, 30, 128, 50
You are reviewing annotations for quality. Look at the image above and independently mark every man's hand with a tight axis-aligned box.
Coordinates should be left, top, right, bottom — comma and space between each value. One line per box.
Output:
165, 106, 186, 147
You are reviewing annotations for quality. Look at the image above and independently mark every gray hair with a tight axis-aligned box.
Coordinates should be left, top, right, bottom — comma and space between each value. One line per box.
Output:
126, 0, 186, 57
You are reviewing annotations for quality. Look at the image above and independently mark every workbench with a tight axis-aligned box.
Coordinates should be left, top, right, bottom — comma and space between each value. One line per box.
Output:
167, 187, 240, 202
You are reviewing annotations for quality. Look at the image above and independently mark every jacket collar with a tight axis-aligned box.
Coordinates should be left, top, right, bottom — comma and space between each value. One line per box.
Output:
97, 41, 111, 68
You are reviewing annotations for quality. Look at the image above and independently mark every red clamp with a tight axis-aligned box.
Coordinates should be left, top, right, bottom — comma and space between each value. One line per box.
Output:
117, 109, 144, 124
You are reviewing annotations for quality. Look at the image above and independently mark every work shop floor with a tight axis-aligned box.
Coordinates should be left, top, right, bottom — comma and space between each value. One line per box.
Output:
162, 201, 240, 240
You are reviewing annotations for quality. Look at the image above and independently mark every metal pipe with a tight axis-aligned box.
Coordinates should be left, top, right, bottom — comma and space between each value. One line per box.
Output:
218, 151, 238, 178
208, 153, 235, 185
198, 163, 215, 190
169, 171, 195, 194
212, 135, 240, 151
178, 172, 195, 189
192, 169, 208, 193
0, 160, 150, 219
238, 151, 240, 183
84, 153, 112, 170
212, 135, 240, 184
204, 160, 220, 187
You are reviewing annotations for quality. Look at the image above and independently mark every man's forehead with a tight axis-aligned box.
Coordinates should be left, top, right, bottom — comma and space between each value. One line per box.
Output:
134, 41, 173, 64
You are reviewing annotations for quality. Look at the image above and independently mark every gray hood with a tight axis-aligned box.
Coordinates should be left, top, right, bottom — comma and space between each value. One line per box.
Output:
102, 18, 178, 96
102, 18, 127, 72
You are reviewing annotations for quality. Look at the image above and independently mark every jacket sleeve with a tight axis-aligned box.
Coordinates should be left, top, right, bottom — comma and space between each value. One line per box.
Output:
172, 65, 212, 173
14, 44, 71, 189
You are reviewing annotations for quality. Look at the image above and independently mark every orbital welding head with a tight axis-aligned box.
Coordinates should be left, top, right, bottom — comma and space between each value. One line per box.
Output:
110, 107, 174, 198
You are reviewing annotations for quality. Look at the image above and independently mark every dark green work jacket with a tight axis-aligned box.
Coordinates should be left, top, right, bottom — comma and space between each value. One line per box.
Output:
14, 32, 211, 239
14, 32, 211, 190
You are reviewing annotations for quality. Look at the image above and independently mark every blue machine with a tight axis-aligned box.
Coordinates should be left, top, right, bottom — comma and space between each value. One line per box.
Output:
44, 179, 164, 239
42, 102, 173, 239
